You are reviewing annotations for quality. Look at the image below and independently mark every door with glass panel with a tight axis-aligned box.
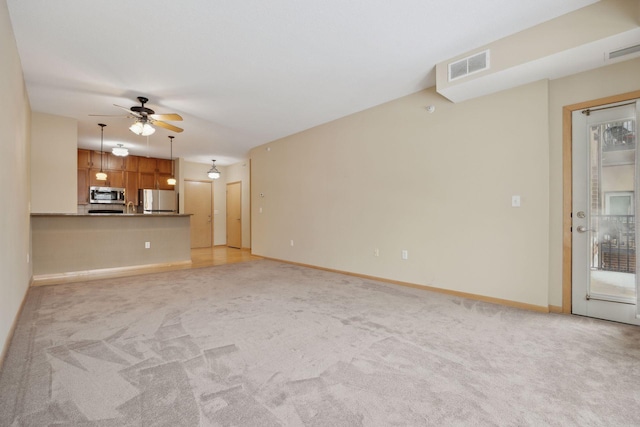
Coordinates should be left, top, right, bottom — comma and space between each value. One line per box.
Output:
572, 100, 640, 325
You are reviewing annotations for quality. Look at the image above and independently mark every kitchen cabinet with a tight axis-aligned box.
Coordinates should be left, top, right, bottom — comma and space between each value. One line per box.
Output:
90, 151, 107, 170
124, 155, 138, 172
77, 149, 92, 168
138, 157, 157, 173
157, 159, 172, 174
89, 169, 124, 188
139, 172, 156, 189
125, 171, 139, 205
78, 149, 176, 204
157, 173, 175, 190
108, 154, 125, 171
77, 168, 89, 204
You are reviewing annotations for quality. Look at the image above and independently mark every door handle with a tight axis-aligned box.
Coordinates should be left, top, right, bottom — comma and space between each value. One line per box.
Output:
576, 225, 591, 233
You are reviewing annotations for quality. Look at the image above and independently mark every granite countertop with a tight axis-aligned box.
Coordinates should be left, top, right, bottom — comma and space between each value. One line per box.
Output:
32, 213, 192, 217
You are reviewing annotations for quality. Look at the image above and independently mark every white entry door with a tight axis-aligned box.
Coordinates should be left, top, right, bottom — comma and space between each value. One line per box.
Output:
572, 100, 640, 325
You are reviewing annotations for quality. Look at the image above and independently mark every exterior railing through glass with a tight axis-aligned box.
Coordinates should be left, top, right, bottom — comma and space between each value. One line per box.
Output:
591, 214, 636, 273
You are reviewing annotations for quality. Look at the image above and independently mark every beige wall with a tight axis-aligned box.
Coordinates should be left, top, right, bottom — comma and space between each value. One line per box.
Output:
252, 80, 551, 308
436, 0, 638, 100
548, 57, 640, 306
0, 0, 31, 363
31, 112, 77, 213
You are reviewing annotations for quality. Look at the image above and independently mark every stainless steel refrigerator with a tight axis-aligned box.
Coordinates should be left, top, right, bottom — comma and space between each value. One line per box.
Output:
139, 189, 177, 214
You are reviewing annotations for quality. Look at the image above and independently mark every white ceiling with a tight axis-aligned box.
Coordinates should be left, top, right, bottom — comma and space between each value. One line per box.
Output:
6, 0, 598, 165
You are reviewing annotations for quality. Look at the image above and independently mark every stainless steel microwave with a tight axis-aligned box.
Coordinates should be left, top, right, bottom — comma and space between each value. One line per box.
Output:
89, 186, 126, 204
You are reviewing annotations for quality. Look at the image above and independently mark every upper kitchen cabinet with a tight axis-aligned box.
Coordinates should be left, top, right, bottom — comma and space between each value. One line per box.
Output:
107, 153, 125, 171
157, 159, 172, 174
89, 169, 124, 188
78, 149, 91, 168
138, 157, 173, 174
138, 157, 157, 173
124, 155, 138, 172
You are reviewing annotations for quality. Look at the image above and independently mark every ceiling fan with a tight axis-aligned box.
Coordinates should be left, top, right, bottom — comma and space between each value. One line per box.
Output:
92, 96, 183, 135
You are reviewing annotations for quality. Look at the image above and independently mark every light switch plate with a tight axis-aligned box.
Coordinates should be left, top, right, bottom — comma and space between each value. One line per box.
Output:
511, 195, 521, 207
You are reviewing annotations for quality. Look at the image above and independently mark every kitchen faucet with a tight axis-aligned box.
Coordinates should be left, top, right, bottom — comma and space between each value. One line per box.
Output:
126, 201, 135, 214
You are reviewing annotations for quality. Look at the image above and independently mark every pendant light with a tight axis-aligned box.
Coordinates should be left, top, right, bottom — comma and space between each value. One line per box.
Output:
207, 160, 221, 180
96, 124, 107, 181
167, 135, 176, 186
112, 144, 129, 157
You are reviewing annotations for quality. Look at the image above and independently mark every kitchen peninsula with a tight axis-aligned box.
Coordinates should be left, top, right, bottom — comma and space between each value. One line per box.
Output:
31, 213, 191, 285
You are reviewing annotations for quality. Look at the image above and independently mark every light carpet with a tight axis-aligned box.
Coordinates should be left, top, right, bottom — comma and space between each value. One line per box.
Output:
1, 259, 640, 426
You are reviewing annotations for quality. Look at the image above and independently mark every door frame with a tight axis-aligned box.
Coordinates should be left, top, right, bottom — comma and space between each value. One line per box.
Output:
562, 89, 640, 313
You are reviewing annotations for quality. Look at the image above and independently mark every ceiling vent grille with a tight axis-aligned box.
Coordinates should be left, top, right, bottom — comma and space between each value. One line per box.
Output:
448, 50, 490, 82
609, 43, 640, 60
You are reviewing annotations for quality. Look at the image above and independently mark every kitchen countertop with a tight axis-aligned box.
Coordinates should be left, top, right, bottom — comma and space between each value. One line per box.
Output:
31, 213, 192, 217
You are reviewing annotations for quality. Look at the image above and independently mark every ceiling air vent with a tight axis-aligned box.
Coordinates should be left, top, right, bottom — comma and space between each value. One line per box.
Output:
448, 50, 490, 82
609, 43, 640, 60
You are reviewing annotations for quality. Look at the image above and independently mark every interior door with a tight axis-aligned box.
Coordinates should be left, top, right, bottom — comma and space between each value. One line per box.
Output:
572, 100, 640, 324
185, 180, 212, 248
226, 181, 242, 249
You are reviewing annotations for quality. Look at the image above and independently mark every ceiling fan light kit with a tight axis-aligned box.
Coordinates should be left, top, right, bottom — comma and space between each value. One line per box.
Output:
129, 120, 155, 136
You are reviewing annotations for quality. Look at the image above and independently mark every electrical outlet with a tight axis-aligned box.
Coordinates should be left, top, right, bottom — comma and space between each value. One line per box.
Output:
374, 248, 380, 257
290, 240, 294, 247
145, 242, 151, 249
402, 250, 408, 260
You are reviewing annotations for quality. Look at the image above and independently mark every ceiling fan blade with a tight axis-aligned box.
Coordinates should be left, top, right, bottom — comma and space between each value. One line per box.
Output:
150, 113, 183, 121
114, 104, 142, 118
153, 120, 184, 133
88, 114, 130, 118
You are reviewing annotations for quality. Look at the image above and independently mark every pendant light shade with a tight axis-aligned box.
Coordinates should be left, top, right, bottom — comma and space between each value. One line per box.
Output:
112, 144, 129, 157
207, 160, 221, 180
167, 135, 176, 186
96, 124, 108, 181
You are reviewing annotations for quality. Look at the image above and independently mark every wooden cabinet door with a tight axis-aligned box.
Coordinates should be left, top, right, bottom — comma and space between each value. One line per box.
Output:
107, 153, 125, 170
77, 168, 89, 204
124, 155, 139, 172
90, 151, 107, 170
108, 170, 125, 188
138, 157, 157, 173
157, 173, 175, 190
78, 149, 91, 168
89, 168, 105, 187
139, 172, 156, 189
125, 171, 139, 205
90, 169, 124, 188
157, 159, 172, 174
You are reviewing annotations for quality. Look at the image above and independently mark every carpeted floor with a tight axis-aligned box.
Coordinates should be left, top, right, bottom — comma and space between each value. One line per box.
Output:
1, 259, 640, 426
